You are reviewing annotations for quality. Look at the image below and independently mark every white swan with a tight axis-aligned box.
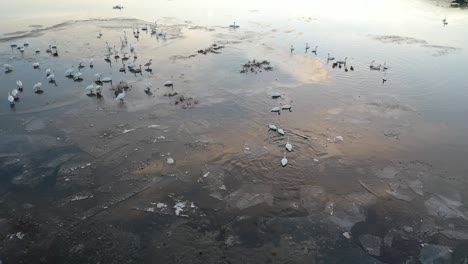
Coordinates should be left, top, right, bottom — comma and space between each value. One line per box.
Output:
327, 53, 335, 61
33, 82, 42, 92
8, 92, 15, 105
229, 22, 240, 28
281, 152, 288, 167
286, 137, 292, 152
116, 90, 125, 102
16, 80, 23, 90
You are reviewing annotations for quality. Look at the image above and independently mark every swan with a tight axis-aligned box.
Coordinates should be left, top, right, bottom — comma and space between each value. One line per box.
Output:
52, 47, 58, 56
20, 47, 25, 53
65, 67, 75, 77
277, 128, 285, 136
350, 66, 354, 71
95, 73, 102, 82
105, 42, 112, 51
47, 72, 55, 82
382, 62, 389, 70
327, 53, 335, 61
337, 57, 347, 65
286, 137, 292, 152
281, 152, 288, 167
8, 93, 15, 105
101, 77, 112, 83
145, 82, 152, 92
164, 81, 174, 87
271, 106, 281, 115
311, 46, 318, 54
16, 80, 23, 90
46, 45, 52, 53
229, 22, 239, 28
121, 49, 129, 59
113, 46, 120, 59
369, 60, 381, 70
45, 68, 51, 77
35, 49, 40, 54
11, 89, 19, 99
130, 44, 135, 53
271, 92, 282, 99
33, 62, 40, 69
24, 41, 29, 46
33, 82, 43, 93
305, 43, 310, 52
142, 24, 148, 31
4, 64, 13, 72
89, 58, 94, 68
73, 72, 83, 81
116, 90, 125, 102
85, 84, 95, 94
127, 60, 136, 69
281, 104, 292, 112
290, 45, 294, 53
268, 124, 278, 131
95, 85, 102, 97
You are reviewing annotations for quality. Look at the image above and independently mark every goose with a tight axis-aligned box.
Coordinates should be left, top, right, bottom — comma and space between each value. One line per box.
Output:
327, 53, 335, 61
144, 59, 152, 69
116, 90, 125, 102
281, 152, 288, 167
286, 137, 292, 152
277, 128, 285, 136
305, 43, 310, 52
45, 68, 52, 77
119, 62, 126, 72
268, 124, 278, 131
281, 104, 292, 112
229, 22, 239, 28
33, 62, 40, 69
33, 82, 43, 93
290, 45, 294, 53
16, 80, 23, 90
134, 65, 142, 74
8, 92, 15, 105
271, 106, 281, 115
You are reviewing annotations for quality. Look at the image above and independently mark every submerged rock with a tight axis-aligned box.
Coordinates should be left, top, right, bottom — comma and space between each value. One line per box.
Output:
419, 244, 452, 264
359, 234, 382, 256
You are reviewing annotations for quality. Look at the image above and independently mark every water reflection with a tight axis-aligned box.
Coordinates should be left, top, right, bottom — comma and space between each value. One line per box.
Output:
0, 0, 468, 263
